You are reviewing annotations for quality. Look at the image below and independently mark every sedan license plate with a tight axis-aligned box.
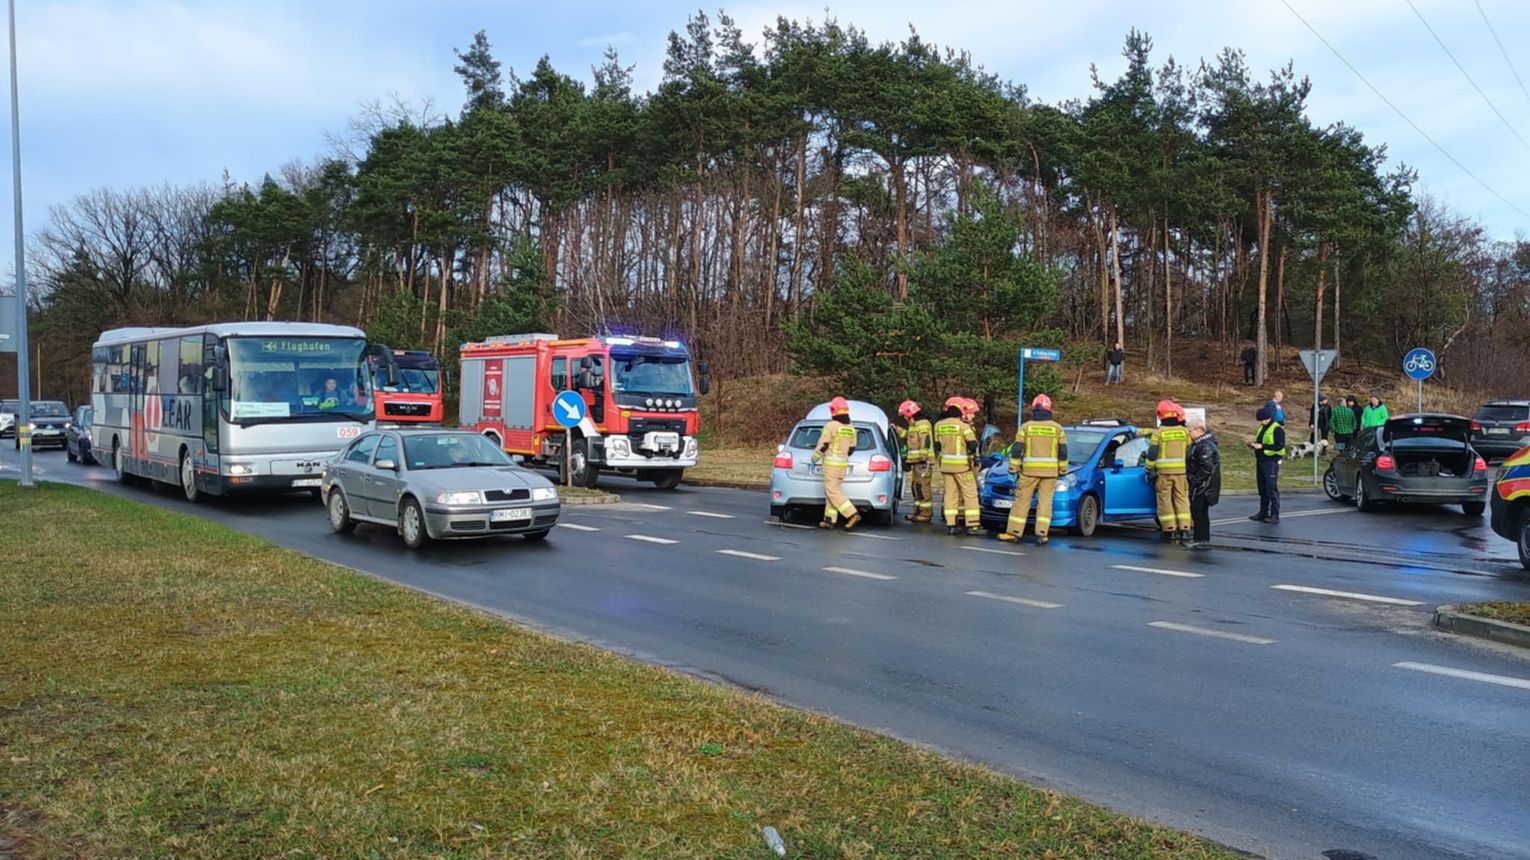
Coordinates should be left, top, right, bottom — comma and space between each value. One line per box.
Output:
291, 478, 322, 488
994, 499, 1014, 509
491, 507, 533, 523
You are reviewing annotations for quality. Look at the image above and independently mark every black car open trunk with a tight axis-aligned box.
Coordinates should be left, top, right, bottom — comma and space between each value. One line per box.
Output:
1393, 445, 1473, 478
1384, 415, 1476, 478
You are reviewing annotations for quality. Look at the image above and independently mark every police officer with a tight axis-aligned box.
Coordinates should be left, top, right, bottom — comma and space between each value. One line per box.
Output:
812, 396, 861, 530
1250, 404, 1286, 524
1144, 399, 1193, 544
895, 400, 934, 523
934, 396, 982, 535
1000, 394, 1068, 545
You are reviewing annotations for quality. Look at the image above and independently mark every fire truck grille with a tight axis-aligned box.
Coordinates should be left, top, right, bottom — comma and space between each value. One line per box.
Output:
485, 488, 532, 503
628, 418, 686, 436
384, 401, 433, 417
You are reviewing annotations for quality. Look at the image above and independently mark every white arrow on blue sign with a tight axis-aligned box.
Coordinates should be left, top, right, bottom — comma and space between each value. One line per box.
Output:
553, 390, 587, 428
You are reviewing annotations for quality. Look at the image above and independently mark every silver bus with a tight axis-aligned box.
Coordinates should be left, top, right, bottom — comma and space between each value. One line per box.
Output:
91, 322, 376, 500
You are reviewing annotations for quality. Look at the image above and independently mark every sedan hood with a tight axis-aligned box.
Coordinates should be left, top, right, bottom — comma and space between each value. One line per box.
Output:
411, 465, 551, 493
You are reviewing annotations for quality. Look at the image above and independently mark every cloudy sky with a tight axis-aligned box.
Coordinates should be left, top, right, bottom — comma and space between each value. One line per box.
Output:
3, 0, 1528, 280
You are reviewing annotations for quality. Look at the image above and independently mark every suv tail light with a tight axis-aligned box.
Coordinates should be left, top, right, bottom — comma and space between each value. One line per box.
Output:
1471, 421, 1482, 432
773, 450, 793, 469
868, 453, 892, 473
1475, 456, 1488, 472
1516, 422, 1530, 433
1375, 454, 1395, 471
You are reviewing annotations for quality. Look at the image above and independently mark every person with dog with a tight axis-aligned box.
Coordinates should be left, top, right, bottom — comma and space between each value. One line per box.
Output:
1250, 405, 1286, 523
1330, 395, 1358, 452
1187, 419, 1221, 550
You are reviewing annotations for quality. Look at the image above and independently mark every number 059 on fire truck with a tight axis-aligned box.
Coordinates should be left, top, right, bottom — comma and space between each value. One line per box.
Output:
459, 333, 710, 490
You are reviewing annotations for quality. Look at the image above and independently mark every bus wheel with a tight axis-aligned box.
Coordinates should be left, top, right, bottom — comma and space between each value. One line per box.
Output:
113, 442, 137, 486
180, 450, 200, 503
651, 469, 683, 490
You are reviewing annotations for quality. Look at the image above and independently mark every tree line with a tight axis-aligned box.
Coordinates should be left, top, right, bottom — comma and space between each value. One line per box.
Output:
18, 12, 1530, 409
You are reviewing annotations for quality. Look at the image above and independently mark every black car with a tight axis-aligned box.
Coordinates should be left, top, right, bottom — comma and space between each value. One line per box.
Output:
15, 400, 70, 451
1470, 400, 1530, 462
1324, 414, 1490, 516
66, 405, 96, 464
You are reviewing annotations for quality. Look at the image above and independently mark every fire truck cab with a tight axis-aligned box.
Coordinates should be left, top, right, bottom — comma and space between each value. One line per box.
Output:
458, 333, 709, 489
370, 349, 444, 424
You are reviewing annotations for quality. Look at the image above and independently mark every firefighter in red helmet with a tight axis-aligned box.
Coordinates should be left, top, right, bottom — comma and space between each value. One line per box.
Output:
811, 396, 861, 529
1000, 393, 1068, 545
1142, 399, 1193, 544
934, 396, 982, 534
894, 399, 934, 523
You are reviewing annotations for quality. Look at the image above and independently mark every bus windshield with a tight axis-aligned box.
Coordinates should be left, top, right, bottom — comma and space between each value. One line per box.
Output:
610, 353, 694, 396
227, 337, 372, 423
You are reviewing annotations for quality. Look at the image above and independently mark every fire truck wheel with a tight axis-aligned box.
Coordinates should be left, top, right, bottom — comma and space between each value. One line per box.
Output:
565, 439, 600, 489
651, 469, 683, 490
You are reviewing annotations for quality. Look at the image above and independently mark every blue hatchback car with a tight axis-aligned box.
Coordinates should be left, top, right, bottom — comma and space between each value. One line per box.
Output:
978, 422, 1157, 536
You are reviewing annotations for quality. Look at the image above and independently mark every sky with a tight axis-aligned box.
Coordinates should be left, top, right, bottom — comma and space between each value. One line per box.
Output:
3, 0, 1528, 283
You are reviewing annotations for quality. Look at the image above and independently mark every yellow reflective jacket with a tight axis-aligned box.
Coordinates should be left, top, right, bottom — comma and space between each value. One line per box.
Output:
1009, 419, 1069, 477
896, 418, 933, 463
813, 420, 857, 472
934, 417, 977, 474
1146, 425, 1190, 476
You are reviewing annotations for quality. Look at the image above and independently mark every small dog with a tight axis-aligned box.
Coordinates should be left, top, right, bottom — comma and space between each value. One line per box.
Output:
1287, 438, 1331, 461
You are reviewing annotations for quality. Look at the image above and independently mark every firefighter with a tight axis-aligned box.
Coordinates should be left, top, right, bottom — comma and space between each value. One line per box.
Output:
811, 396, 861, 530
1000, 394, 1068, 545
934, 396, 983, 535
1144, 399, 1193, 544
895, 400, 934, 523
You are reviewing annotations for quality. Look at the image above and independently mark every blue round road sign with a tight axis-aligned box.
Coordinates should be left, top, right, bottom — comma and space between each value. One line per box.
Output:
1403, 348, 1436, 381
552, 390, 587, 428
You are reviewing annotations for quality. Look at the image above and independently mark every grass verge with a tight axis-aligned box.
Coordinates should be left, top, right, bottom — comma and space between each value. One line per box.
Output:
1455, 602, 1530, 627
0, 481, 1238, 859
686, 446, 774, 487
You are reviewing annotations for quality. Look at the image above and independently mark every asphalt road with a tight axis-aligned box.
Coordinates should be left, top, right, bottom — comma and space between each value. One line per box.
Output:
7, 447, 1530, 860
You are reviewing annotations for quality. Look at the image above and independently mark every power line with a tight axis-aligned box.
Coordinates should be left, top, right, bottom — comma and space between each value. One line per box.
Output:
1404, 0, 1530, 154
1472, 0, 1530, 111
1276, 0, 1530, 221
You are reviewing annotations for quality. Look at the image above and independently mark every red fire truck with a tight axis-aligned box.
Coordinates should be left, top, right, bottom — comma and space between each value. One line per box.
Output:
458, 333, 709, 489
370, 349, 444, 424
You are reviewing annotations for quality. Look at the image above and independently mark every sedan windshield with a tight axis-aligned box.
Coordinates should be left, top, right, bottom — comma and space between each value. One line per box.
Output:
611, 353, 694, 396
403, 434, 513, 470
1065, 428, 1109, 466
788, 424, 877, 451
31, 402, 68, 418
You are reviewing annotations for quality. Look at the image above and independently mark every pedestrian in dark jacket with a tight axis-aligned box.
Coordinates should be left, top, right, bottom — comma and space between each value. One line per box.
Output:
1187, 421, 1221, 549
1331, 395, 1358, 451
1309, 395, 1331, 443
1105, 342, 1125, 384
1241, 341, 1258, 385
1250, 405, 1285, 523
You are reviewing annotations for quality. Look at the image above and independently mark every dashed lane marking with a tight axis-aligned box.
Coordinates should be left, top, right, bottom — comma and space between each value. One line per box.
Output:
716, 549, 780, 562
1394, 662, 1530, 692
1110, 564, 1205, 579
556, 523, 600, 532
846, 531, 901, 541
625, 534, 679, 545
822, 566, 897, 581
964, 590, 1063, 609
630, 503, 673, 511
687, 511, 735, 519
1148, 621, 1276, 645
1212, 508, 1353, 526
961, 546, 1025, 558
1271, 584, 1424, 606
764, 520, 815, 530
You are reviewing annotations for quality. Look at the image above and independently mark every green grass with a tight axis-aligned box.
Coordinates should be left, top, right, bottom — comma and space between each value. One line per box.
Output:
687, 447, 774, 487
0, 482, 1239, 859
1455, 603, 1530, 627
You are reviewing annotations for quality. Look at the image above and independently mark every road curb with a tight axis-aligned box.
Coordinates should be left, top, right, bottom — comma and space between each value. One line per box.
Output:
561, 492, 621, 506
684, 478, 770, 492
1433, 605, 1530, 650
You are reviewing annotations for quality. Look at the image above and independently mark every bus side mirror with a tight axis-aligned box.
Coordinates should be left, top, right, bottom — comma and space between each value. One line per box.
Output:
210, 372, 227, 393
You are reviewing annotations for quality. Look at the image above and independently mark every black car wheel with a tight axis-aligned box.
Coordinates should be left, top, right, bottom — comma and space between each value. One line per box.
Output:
1355, 477, 1376, 512
1461, 500, 1485, 517
1073, 493, 1100, 537
1518, 514, 1530, 571
1323, 466, 1349, 501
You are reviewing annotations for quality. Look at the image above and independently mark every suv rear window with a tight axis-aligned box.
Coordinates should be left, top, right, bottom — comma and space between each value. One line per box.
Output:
1475, 404, 1529, 422
788, 423, 877, 452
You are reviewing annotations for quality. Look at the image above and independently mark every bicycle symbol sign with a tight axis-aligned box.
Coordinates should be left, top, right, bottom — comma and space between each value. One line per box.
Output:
1403, 347, 1436, 381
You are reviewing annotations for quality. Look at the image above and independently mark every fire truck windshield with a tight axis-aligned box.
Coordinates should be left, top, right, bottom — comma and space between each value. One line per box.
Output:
610, 354, 694, 397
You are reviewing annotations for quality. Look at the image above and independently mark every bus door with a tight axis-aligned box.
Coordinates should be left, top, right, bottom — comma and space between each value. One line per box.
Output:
128, 342, 147, 467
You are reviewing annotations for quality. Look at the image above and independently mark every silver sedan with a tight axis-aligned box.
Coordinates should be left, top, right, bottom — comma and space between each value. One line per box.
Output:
322, 429, 560, 548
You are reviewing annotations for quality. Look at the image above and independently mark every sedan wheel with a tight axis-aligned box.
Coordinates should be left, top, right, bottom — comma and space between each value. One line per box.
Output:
1322, 466, 1348, 501
1461, 500, 1485, 517
1073, 493, 1100, 537
1518, 515, 1530, 571
399, 498, 429, 549
1355, 477, 1375, 512
328, 490, 357, 534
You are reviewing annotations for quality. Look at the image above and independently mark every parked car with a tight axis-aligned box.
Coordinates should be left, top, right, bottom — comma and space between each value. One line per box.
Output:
16, 401, 69, 450
1323, 414, 1490, 515
1488, 445, 1530, 569
1470, 400, 1530, 462
0, 399, 18, 438
770, 400, 903, 526
978, 423, 1156, 536
321, 428, 561, 549
66, 405, 96, 464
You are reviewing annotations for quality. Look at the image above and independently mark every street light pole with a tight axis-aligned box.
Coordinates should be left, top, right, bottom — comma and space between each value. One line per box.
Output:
7, 0, 32, 487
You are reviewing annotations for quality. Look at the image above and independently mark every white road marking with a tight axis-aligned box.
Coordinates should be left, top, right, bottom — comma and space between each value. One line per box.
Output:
764, 520, 814, 530
822, 566, 897, 581
630, 503, 673, 511
847, 531, 902, 541
687, 511, 735, 519
1394, 662, 1530, 692
1148, 621, 1276, 645
1213, 508, 1353, 526
625, 534, 679, 545
961, 545, 1025, 557
716, 549, 780, 562
1110, 564, 1205, 579
1271, 584, 1424, 606
556, 523, 600, 532
964, 590, 1063, 609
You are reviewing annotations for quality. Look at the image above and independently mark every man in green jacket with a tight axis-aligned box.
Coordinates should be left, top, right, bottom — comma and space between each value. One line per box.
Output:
1330, 394, 1358, 451
1360, 395, 1389, 430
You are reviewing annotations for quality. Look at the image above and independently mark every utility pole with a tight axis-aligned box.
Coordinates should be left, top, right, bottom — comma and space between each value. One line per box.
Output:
8, 0, 32, 487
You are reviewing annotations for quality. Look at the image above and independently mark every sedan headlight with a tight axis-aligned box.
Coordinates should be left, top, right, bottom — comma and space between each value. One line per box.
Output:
434, 491, 484, 506
1057, 474, 1076, 492
532, 487, 558, 502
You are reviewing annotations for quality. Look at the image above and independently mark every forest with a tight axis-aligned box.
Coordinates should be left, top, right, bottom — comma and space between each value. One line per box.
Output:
15, 11, 1530, 410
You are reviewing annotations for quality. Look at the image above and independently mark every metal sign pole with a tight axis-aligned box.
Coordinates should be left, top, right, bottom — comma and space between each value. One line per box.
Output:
564, 427, 571, 488
1417, 378, 1423, 414
1016, 349, 1026, 432
7, 0, 32, 488
1314, 371, 1320, 486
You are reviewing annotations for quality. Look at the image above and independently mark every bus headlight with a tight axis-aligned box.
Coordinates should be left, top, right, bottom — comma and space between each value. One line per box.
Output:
435, 491, 484, 506
532, 487, 558, 502
227, 463, 254, 476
